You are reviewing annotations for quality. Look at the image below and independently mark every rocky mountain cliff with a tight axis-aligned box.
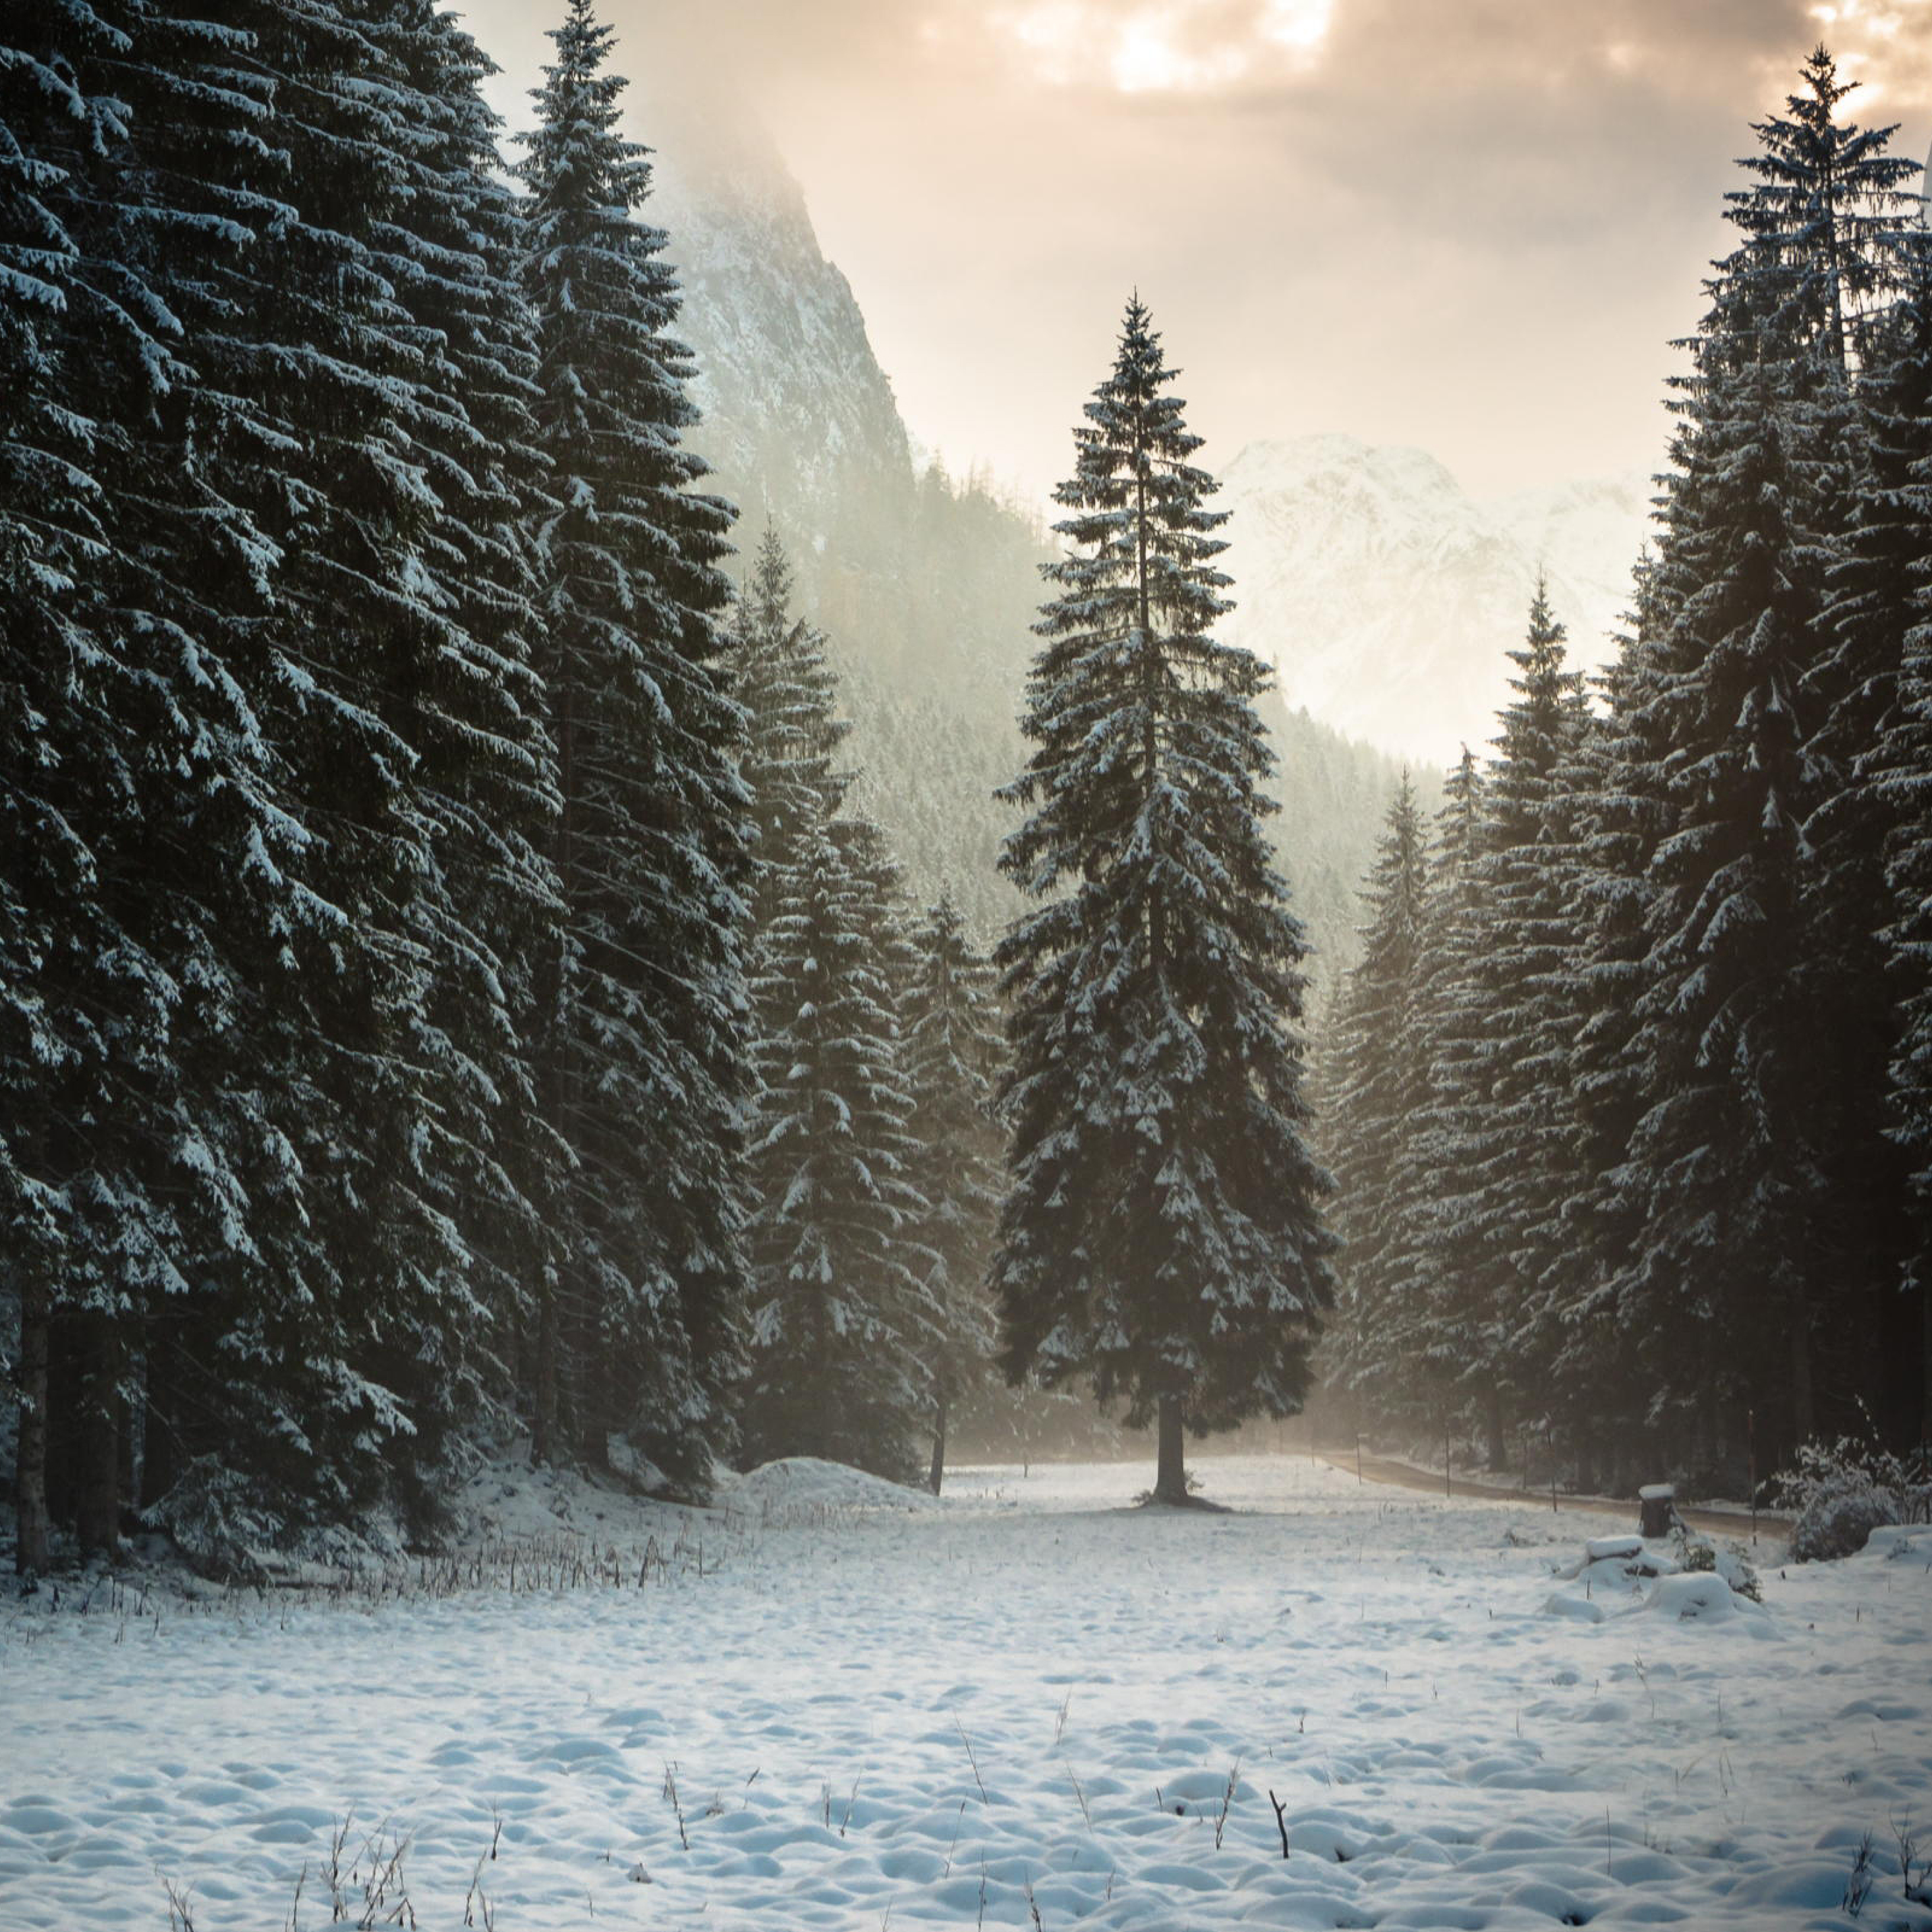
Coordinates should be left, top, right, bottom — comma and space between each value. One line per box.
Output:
1220, 436, 1653, 762
649, 116, 919, 625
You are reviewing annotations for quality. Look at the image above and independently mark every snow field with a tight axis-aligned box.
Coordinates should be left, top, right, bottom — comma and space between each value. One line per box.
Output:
2, 1454, 1929, 1929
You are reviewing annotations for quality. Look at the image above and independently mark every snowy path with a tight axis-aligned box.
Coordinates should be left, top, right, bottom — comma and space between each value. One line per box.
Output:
2, 1454, 1928, 1930
1321, 1452, 1792, 1540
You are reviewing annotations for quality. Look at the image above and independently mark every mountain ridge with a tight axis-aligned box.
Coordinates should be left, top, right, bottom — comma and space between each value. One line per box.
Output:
639, 102, 1448, 959
1219, 434, 1653, 760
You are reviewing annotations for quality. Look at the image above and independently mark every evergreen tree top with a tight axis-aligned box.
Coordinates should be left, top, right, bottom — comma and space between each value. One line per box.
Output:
745, 525, 796, 635
1694, 43, 1919, 378
1489, 580, 1589, 841
521, 0, 649, 210
1352, 772, 1431, 963
1435, 747, 1486, 877
517, 0, 689, 378
1038, 295, 1232, 646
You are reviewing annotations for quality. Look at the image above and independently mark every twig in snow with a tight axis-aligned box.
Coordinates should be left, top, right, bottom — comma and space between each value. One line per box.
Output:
1892, 1813, 1931, 1905
1842, 1831, 1876, 1918
662, 1764, 689, 1850
161, 1875, 197, 1932
1214, 1759, 1240, 1850
955, 1719, 989, 1807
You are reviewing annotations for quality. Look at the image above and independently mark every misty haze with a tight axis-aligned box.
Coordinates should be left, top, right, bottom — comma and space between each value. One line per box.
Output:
3, 3, 1931, 1930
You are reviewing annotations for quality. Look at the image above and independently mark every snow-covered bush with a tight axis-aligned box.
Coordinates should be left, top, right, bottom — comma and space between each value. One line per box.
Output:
1775, 1436, 1932, 1562
1674, 1527, 1762, 1601
140, 1458, 285, 1583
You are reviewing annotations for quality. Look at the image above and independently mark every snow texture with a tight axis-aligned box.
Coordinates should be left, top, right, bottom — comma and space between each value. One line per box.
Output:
3, 1456, 1929, 1931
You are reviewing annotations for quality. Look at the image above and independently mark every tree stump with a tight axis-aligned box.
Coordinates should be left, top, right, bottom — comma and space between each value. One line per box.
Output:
1638, 1483, 1676, 1539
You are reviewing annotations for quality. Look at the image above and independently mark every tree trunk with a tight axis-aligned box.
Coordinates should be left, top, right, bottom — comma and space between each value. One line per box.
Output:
74, 1313, 121, 1560
1789, 1282, 1815, 1446
117, 1353, 138, 1525
15, 1274, 51, 1574
141, 1322, 179, 1510
1484, 1385, 1506, 1471
534, 657, 576, 1471
1921, 1274, 1931, 1447
928, 1386, 948, 1496
533, 1266, 559, 1467
1153, 1393, 1187, 1504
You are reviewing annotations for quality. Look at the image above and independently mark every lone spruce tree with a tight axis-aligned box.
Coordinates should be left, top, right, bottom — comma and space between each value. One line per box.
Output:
994, 297, 1334, 1504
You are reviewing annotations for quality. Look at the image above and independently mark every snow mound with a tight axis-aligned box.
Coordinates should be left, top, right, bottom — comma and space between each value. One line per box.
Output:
1584, 1533, 1644, 1562
443, 1447, 687, 1547
1541, 1529, 1775, 1628
1548, 1534, 1678, 1606
1541, 1591, 1605, 1622
727, 1457, 936, 1519
1867, 1523, 1927, 1562
1637, 1572, 1771, 1626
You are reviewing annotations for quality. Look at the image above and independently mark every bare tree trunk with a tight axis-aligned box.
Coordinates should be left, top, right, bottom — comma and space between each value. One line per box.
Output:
1153, 1393, 1187, 1504
15, 1274, 51, 1574
928, 1386, 948, 1496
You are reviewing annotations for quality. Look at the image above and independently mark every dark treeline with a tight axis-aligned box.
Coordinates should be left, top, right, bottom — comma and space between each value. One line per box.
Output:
0, 0, 1005, 1572
1322, 50, 1932, 1494
12, 9, 1928, 1571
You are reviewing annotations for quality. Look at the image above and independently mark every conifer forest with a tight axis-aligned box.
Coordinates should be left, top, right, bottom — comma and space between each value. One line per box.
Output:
7, 0, 1932, 1587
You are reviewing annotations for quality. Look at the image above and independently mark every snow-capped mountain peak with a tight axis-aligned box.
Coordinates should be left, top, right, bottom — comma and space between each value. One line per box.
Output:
1219, 436, 1653, 762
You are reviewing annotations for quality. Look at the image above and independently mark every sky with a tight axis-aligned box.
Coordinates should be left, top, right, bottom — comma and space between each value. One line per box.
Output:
453, 0, 1932, 507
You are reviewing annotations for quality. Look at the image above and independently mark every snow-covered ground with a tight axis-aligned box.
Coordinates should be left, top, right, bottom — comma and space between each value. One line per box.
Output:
3, 1454, 1929, 1930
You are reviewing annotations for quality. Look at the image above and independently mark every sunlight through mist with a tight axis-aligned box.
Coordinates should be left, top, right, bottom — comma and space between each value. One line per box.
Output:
996, 0, 1335, 93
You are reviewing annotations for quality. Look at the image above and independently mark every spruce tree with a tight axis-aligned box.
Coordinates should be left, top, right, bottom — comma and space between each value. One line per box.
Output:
1547, 577, 1670, 1482
518, 0, 748, 1483
1375, 748, 1487, 1440
1, 5, 123, 1569
731, 527, 852, 940
1856, 240, 1932, 1444
994, 297, 1334, 1504
1, 0, 327, 1556
326, 0, 563, 1502
901, 895, 1005, 1492
1606, 47, 1916, 1463
1448, 586, 1590, 1465
1324, 775, 1431, 1430
739, 809, 936, 1480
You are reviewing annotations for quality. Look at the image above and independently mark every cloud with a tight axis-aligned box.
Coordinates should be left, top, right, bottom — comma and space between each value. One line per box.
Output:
455, 0, 1932, 501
